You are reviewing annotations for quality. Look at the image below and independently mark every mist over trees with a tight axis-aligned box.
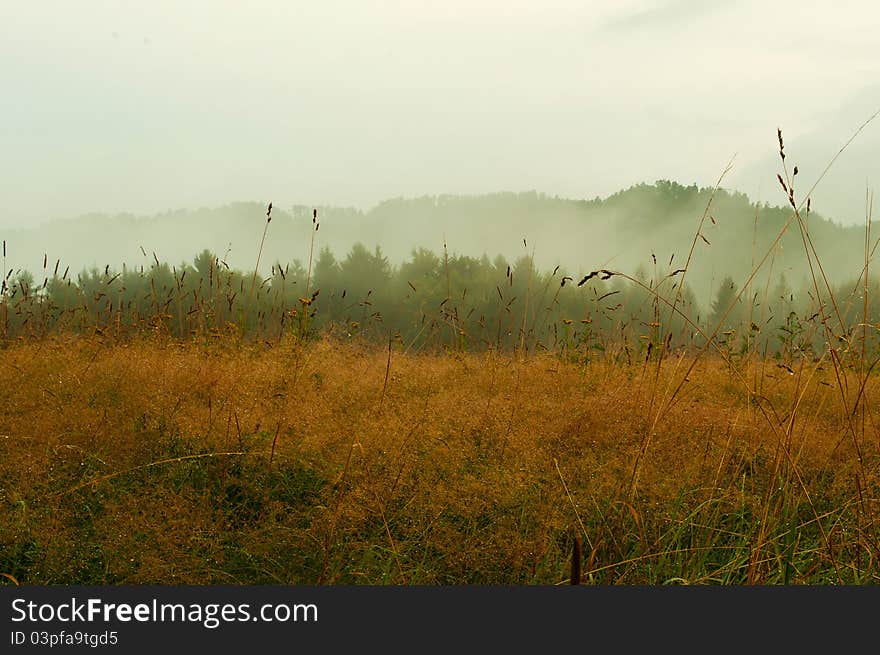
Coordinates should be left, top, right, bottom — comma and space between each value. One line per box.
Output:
2, 180, 878, 356
2, 242, 877, 361
2, 181, 874, 303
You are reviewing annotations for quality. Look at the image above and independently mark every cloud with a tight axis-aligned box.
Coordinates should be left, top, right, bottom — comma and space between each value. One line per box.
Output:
601, 0, 739, 31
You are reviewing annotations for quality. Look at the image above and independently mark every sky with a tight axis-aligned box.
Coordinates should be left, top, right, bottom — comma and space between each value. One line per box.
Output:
2, 0, 879, 229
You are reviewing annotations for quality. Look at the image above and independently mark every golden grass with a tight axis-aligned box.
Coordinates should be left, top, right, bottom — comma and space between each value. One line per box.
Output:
0, 333, 878, 584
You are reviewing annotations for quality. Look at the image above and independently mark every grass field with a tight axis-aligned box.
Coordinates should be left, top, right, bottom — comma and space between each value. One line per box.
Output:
1, 332, 877, 584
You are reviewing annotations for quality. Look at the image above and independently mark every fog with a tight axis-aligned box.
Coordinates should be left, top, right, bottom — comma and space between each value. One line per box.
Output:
2, 0, 879, 283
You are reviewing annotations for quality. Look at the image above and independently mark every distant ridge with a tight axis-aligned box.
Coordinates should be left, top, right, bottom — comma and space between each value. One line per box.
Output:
2, 182, 875, 300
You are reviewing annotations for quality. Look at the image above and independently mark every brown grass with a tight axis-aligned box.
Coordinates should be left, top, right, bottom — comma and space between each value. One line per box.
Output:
1, 333, 877, 584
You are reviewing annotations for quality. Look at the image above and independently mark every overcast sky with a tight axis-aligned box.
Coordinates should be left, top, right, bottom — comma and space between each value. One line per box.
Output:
2, 0, 879, 229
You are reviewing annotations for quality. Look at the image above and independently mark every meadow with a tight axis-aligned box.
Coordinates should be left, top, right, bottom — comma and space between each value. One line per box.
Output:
0, 331, 877, 585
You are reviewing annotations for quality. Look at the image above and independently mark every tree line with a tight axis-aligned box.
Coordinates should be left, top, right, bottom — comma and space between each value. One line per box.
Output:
2, 238, 877, 362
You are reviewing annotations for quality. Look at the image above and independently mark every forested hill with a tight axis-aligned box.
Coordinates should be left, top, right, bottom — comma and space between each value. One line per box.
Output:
2, 181, 872, 301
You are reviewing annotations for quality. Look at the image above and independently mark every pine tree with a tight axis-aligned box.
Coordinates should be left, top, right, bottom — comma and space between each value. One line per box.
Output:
709, 276, 744, 332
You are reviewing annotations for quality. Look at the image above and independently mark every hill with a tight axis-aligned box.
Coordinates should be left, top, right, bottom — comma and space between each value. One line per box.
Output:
2, 181, 875, 302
